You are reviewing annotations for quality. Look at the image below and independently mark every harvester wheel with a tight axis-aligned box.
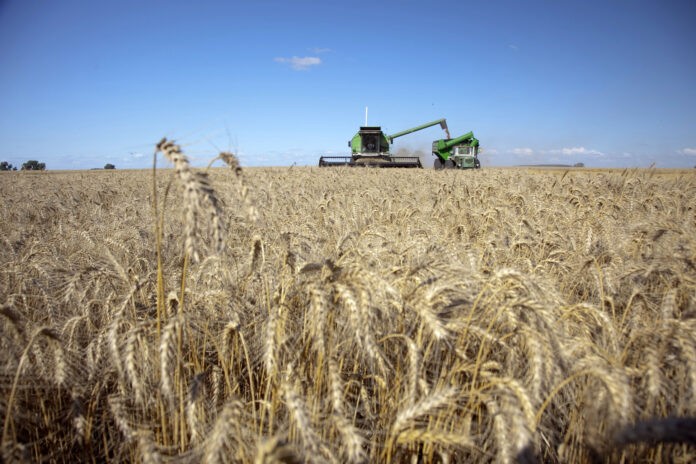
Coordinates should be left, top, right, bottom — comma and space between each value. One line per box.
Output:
474, 159, 481, 169
445, 159, 455, 169
433, 158, 444, 170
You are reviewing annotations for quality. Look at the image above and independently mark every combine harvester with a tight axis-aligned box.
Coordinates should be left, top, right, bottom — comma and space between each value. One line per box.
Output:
432, 131, 481, 169
319, 117, 450, 168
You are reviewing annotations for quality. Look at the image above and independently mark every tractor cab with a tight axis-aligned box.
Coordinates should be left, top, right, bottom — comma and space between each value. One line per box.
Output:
452, 144, 481, 169
454, 146, 474, 156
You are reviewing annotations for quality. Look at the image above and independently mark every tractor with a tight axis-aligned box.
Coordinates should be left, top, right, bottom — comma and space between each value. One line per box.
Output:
432, 131, 481, 169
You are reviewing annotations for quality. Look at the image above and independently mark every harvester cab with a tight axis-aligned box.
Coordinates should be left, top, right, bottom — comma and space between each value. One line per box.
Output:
432, 131, 481, 169
350, 127, 389, 155
319, 118, 450, 168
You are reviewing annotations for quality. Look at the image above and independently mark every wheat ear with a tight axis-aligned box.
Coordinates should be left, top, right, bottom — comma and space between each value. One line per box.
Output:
156, 138, 225, 262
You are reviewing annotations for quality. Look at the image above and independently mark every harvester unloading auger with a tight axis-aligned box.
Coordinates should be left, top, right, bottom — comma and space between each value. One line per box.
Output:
318, 119, 450, 168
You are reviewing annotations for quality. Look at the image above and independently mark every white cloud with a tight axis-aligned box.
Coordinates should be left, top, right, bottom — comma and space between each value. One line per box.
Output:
678, 147, 696, 156
552, 146, 604, 157
310, 47, 332, 54
274, 56, 321, 70
511, 147, 533, 156
508, 44, 519, 51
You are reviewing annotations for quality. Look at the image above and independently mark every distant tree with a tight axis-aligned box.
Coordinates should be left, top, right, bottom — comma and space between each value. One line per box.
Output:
574, 162, 585, 168
104, 163, 116, 170
21, 160, 46, 171
0, 161, 17, 171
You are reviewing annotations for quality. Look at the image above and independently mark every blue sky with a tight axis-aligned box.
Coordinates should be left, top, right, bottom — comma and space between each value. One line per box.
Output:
1, 0, 695, 169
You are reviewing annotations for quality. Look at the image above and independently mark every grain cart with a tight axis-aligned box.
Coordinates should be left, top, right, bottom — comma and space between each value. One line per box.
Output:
432, 131, 481, 169
319, 119, 450, 168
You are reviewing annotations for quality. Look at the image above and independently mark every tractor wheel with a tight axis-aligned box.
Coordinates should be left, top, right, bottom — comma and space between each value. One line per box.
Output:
433, 158, 444, 170
445, 159, 456, 169
474, 158, 481, 169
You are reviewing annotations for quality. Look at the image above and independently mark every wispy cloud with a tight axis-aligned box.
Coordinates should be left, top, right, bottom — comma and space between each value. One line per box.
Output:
116, 152, 147, 168
274, 56, 321, 70
678, 147, 696, 156
551, 146, 604, 157
508, 44, 519, 51
511, 147, 533, 155
310, 47, 332, 54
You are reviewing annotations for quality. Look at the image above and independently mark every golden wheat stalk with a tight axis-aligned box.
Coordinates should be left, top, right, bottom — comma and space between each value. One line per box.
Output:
203, 399, 244, 463
156, 138, 225, 262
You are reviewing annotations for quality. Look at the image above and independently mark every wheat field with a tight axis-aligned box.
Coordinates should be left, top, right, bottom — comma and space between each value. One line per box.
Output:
1, 146, 695, 463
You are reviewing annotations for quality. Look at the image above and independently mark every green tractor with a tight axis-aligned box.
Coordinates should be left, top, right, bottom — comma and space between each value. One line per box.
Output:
319, 118, 450, 168
432, 131, 481, 169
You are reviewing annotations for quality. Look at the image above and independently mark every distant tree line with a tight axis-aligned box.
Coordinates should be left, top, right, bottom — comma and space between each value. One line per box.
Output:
1, 160, 47, 171
1, 161, 118, 171
22, 160, 46, 170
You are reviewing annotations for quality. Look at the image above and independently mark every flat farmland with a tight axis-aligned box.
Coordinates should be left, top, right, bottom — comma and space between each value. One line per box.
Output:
1, 164, 695, 463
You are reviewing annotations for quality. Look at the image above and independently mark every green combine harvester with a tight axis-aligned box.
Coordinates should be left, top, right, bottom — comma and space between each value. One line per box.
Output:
432, 131, 481, 169
319, 118, 450, 168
